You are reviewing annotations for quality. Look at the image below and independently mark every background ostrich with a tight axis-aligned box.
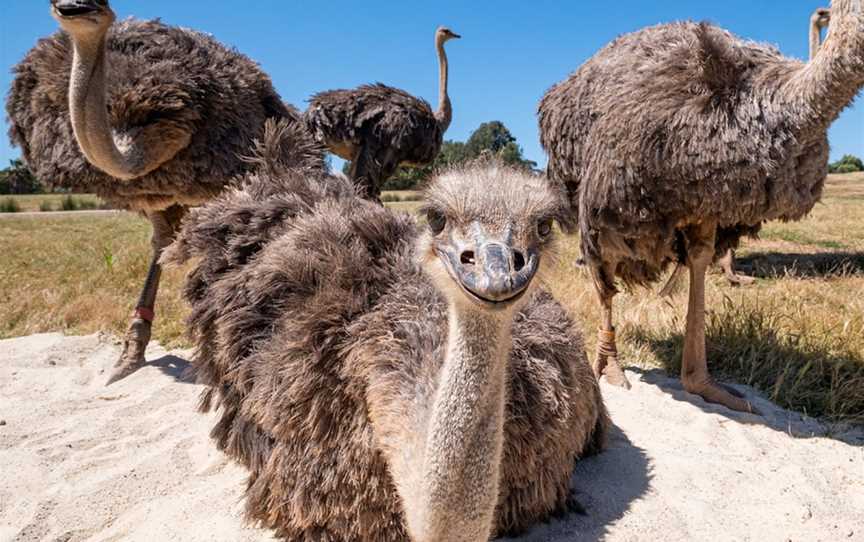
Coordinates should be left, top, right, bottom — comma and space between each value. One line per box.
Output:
304, 26, 460, 200
811, 7, 832, 59
6, 0, 303, 382
539, 0, 864, 413
716, 5, 833, 285
165, 122, 608, 541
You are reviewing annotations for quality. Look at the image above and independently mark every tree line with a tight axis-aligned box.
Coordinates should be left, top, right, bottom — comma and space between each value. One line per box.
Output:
3, 140, 861, 195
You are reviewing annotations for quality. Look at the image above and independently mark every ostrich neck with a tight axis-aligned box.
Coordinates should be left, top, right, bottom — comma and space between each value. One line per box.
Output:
786, 0, 864, 130
434, 39, 452, 132
67, 31, 184, 181
809, 18, 824, 60
408, 302, 511, 542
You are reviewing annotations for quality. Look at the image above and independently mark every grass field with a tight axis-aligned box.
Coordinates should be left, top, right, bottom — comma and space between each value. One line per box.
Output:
1, 175, 862, 424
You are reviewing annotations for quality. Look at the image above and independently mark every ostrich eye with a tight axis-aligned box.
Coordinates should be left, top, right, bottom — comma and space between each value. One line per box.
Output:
538, 218, 553, 238
427, 210, 447, 235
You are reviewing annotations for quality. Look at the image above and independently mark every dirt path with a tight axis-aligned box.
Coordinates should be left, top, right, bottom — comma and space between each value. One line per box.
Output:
1, 333, 862, 541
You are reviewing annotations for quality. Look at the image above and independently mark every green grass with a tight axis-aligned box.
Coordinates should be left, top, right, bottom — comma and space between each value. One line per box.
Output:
0, 175, 862, 424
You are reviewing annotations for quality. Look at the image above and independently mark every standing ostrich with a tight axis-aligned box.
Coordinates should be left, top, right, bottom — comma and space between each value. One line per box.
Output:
539, 0, 864, 412
716, 5, 833, 285
6, 0, 306, 383
304, 26, 460, 200
165, 122, 608, 541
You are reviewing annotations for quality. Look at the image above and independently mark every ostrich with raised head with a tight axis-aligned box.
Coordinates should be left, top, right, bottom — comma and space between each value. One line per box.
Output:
6, 0, 309, 382
539, 0, 863, 412
165, 123, 608, 541
304, 26, 460, 200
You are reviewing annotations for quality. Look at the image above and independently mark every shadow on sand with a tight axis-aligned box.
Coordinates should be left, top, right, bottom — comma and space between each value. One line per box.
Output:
502, 424, 652, 541
147, 354, 196, 384
736, 251, 864, 279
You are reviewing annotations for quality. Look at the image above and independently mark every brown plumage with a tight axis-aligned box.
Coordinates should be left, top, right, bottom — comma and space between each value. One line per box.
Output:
304, 27, 460, 200
6, 0, 313, 382
165, 121, 608, 541
539, 1, 864, 412
7, 15, 296, 212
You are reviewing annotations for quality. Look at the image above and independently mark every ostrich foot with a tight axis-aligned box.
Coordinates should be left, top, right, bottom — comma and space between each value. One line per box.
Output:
106, 316, 152, 385
718, 250, 755, 287
683, 377, 761, 415
594, 356, 632, 389
594, 329, 632, 390
723, 269, 756, 287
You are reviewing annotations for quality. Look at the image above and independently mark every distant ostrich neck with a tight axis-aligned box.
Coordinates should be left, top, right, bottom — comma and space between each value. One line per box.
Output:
810, 11, 827, 60
65, 24, 189, 181
434, 34, 453, 132
400, 298, 512, 542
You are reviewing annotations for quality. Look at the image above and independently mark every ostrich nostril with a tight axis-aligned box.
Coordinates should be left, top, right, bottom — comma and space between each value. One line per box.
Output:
460, 251, 476, 266
513, 251, 526, 272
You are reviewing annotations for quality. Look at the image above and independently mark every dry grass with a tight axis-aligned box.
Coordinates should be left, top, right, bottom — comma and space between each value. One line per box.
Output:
0, 175, 862, 424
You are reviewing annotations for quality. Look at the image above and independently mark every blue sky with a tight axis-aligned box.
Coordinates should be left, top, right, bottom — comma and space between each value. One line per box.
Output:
1, 0, 861, 168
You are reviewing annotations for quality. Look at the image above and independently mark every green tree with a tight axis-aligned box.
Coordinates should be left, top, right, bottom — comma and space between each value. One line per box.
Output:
828, 154, 864, 173
0, 159, 41, 195
464, 121, 536, 170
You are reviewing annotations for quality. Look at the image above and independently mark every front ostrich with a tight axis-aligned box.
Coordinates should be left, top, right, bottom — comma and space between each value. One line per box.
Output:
6, 0, 307, 383
304, 26, 460, 200
166, 128, 608, 540
539, 0, 864, 412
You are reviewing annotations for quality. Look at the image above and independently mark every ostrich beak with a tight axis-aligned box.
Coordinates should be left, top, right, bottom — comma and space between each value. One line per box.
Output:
51, 0, 109, 18
437, 228, 538, 307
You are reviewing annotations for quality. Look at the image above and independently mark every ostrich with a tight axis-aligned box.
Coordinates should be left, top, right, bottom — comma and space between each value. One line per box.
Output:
538, 0, 864, 412
304, 26, 460, 201
164, 121, 608, 541
716, 6, 833, 286
6, 0, 307, 383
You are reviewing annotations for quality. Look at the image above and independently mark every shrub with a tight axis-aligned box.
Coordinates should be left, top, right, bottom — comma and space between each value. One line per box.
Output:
60, 195, 80, 211
39, 201, 54, 212
829, 154, 864, 173
834, 163, 859, 174
0, 198, 21, 213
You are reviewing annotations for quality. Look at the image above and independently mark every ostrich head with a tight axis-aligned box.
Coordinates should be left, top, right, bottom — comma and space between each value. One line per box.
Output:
418, 165, 564, 317
50, 0, 114, 35
436, 26, 461, 44
812, 7, 832, 26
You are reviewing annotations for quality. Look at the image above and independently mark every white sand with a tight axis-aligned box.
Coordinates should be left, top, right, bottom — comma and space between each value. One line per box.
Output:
1, 333, 862, 541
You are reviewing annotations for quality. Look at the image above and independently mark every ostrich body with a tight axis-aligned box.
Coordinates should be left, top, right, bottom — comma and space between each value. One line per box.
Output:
304, 27, 460, 200
6, 0, 302, 382
539, 0, 864, 412
166, 123, 608, 541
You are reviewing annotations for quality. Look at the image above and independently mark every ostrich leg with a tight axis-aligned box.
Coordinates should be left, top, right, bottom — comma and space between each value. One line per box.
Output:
591, 261, 631, 389
717, 248, 755, 286
107, 205, 186, 384
681, 223, 757, 413
348, 147, 382, 202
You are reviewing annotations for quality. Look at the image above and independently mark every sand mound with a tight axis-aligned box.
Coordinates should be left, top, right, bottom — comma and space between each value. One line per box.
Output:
1, 333, 861, 541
